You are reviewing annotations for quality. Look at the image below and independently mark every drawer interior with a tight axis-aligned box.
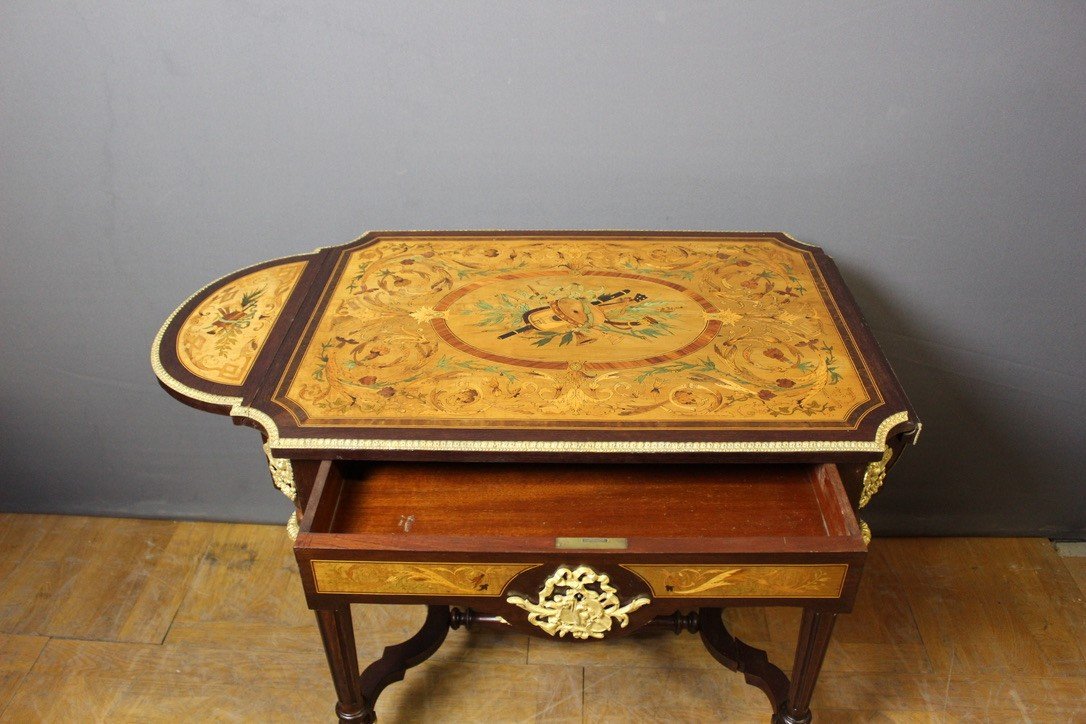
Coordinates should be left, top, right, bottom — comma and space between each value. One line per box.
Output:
301, 461, 860, 549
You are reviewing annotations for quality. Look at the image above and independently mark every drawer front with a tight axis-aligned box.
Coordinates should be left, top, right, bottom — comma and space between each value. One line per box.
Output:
309, 559, 849, 601
301, 556, 858, 640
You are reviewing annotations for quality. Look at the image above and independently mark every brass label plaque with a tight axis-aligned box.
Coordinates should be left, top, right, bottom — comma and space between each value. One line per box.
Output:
555, 537, 628, 550
623, 563, 848, 599
311, 560, 538, 596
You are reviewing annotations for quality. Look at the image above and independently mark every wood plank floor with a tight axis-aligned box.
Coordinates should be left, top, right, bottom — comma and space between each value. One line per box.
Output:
0, 514, 1083, 722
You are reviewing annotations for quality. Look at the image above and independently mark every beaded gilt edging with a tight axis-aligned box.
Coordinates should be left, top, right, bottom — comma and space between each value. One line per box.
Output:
271, 411, 909, 453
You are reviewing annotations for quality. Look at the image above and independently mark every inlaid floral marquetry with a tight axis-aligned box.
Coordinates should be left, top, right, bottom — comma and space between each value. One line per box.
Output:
176, 261, 306, 386
310, 560, 538, 596
153, 231, 917, 458
623, 563, 848, 599
275, 236, 879, 430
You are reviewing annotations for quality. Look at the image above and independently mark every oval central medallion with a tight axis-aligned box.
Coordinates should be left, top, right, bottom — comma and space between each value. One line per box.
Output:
433, 272, 718, 370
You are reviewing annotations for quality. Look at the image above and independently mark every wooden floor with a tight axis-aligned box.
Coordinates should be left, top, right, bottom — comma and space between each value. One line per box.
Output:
0, 515, 1083, 722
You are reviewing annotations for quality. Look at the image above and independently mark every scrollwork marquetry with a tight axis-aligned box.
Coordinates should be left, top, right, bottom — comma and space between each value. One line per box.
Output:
624, 564, 848, 599
506, 566, 650, 639
311, 560, 537, 596
153, 288, 913, 455
279, 237, 875, 428
859, 445, 894, 508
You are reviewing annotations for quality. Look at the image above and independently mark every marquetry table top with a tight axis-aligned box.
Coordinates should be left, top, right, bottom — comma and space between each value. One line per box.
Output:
152, 231, 917, 462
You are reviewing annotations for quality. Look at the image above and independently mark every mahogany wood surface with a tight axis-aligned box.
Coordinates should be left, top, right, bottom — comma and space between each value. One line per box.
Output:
296, 461, 867, 563
356, 605, 450, 721
699, 607, 789, 713
314, 606, 367, 721
780, 610, 839, 724
330, 462, 833, 539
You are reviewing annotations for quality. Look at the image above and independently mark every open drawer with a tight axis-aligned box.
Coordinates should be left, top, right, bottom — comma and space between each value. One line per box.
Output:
294, 461, 867, 633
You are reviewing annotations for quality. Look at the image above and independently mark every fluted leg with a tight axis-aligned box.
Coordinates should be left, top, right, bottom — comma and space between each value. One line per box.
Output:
777, 609, 837, 724
314, 606, 371, 722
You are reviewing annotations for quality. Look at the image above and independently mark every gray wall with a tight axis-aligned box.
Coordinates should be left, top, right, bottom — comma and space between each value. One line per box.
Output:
1, 2, 1083, 536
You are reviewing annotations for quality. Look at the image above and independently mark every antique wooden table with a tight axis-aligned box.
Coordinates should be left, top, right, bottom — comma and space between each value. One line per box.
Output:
152, 231, 918, 723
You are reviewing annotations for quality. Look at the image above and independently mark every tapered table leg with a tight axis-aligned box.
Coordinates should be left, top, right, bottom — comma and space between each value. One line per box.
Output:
777, 609, 837, 724
314, 606, 372, 722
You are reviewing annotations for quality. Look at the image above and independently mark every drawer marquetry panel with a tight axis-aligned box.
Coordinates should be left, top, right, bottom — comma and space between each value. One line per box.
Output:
310, 560, 539, 596
623, 563, 848, 599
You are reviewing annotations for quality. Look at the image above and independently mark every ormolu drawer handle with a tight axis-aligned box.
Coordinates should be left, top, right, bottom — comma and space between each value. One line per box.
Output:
506, 565, 649, 639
